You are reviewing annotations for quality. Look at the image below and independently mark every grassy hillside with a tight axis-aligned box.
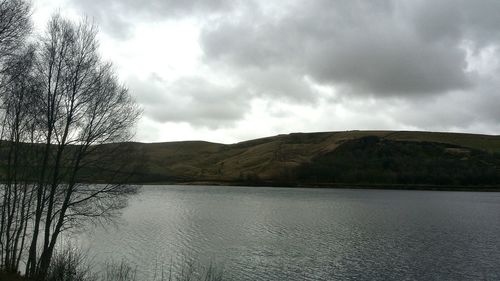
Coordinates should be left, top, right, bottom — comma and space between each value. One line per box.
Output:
2, 131, 499, 188
128, 131, 500, 188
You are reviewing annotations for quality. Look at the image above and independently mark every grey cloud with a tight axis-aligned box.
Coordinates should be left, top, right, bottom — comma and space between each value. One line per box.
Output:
200, 0, 500, 97
70, 0, 237, 38
466, 78, 500, 124
68, 0, 500, 136
129, 75, 250, 128
409, 1, 463, 43
411, 0, 500, 46
387, 74, 500, 132
307, 32, 470, 95
241, 67, 318, 103
395, 95, 476, 130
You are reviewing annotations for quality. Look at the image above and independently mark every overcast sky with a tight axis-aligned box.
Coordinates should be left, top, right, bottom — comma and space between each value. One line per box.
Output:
33, 0, 500, 143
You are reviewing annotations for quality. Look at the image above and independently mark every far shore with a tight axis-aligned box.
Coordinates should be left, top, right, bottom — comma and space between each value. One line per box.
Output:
137, 181, 500, 192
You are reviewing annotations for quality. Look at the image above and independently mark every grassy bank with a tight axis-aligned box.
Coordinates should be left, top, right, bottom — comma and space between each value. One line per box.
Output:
1, 248, 226, 281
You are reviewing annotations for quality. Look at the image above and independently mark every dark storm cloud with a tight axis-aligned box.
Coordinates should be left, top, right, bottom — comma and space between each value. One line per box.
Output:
200, 0, 500, 97
71, 0, 500, 98
129, 75, 249, 128
411, 0, 500, 45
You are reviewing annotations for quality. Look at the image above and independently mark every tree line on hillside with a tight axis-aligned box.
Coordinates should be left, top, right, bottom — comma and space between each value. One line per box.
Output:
296, 136, 500, 186
0, 1, 140, 280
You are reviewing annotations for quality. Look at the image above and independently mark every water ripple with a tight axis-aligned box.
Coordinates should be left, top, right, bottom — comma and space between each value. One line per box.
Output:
78, 186, 500, 281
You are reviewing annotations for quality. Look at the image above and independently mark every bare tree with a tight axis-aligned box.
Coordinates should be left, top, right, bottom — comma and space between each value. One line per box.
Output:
0, 6, 141, 279
22, 15, 140, 280
0, 0, 32, 137
0, 0, 31, 67
0, 0, 34, 275
0, 44, 39, 272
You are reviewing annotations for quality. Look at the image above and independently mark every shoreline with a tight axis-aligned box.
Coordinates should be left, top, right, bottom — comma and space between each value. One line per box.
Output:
136, 181, 500, 192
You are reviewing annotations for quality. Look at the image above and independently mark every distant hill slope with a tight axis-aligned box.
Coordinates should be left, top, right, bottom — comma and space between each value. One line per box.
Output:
128, 131, 500, 188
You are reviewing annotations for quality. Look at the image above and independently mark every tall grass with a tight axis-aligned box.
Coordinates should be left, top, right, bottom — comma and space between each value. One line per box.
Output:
46, 247, 97, 281
100, 261, 136, 281
43, 247, 226, 281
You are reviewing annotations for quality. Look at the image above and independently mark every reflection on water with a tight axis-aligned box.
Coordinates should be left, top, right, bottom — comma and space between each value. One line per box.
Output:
77, 185, 500, 281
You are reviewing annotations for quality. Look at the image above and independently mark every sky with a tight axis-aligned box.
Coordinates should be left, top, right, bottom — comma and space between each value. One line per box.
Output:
32, 0, 500, 144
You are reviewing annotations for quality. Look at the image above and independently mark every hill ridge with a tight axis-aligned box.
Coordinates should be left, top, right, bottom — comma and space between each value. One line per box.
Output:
125, 130, 500, 188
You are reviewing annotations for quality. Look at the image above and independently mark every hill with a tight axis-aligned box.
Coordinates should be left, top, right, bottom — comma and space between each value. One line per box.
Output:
126, 131, 500, 189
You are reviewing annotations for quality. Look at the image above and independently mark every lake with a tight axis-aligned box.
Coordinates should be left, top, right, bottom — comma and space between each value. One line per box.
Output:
77, 185, 500, 281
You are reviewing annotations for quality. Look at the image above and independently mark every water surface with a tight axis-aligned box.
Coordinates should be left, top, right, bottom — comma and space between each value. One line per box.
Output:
79, 185, 500, 280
